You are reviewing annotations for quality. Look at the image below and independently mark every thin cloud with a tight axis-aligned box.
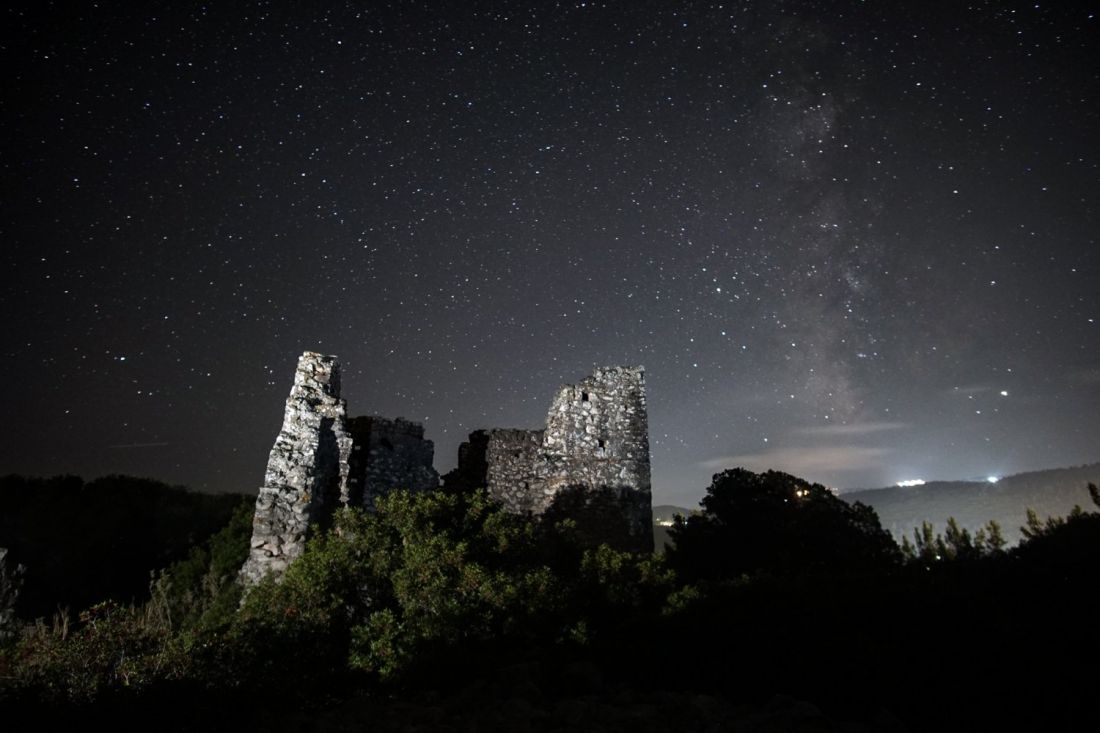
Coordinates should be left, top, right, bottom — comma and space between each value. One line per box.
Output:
701, 445, 892, 475
947, 385, 991, 396
795, 421, 908, 437
1069, 368, 1100, 387
107, 441, 173, 449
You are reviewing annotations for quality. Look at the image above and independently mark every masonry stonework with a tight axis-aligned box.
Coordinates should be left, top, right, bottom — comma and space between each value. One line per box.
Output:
240, 353, 439, 584
454, 367, 653, 553
345, 416, 440, 511
242, 355, 653, 583
240, 352, 352, 585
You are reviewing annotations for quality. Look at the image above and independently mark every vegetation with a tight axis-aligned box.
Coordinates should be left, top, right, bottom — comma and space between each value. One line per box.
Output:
666, 468, 900, 580
0, 474, 251, 619
843, 462, 1100, 545
1, 474, 1098, 731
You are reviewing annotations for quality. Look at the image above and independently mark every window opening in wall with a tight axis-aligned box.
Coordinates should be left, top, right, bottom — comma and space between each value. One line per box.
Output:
598, 439, 606, 449
581, 391, 589, 402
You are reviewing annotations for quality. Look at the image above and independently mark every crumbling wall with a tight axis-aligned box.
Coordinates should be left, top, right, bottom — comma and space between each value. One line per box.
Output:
345, 416, 439, 511
542, 367, 650, 494
240, 352, 352, 585
241, 353, 440, 585
543, 367, 652, 549
242, 357, 653, 586
455, 366, 653, 552
485, 429, 547, 514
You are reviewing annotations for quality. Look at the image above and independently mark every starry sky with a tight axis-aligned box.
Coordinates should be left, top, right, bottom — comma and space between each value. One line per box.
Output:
2, 1, 1098, 506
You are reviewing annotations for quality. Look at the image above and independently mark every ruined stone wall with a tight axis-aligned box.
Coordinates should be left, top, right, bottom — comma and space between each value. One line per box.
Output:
241, 353, 440, 584
456, 366, 653, 552
484, 429, 547, 513
240, 352, 352, 585
542, 367, 650, 496
242, 356, 653, 585
346, 415, 439, 511
542, 367, 652, 549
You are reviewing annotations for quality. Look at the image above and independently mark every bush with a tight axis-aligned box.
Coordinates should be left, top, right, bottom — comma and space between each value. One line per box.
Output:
10, 601, 186, 703
667, 468, 899, 581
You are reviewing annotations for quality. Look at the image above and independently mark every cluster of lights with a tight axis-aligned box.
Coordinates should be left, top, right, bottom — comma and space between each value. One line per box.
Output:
897, 476, 1000, 487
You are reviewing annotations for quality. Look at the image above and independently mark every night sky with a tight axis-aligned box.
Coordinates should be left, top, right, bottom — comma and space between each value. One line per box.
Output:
2, 2, 1097, 506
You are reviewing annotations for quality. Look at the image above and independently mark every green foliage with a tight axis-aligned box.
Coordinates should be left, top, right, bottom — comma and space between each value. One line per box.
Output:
980, 519, 1007, 553
149, 499, 254, 632
343, 490, 564, 679
667, 468, 900, 580
6, 472, 1100, 723
230, 490, 568, 682
1015, 487, 1099, 559
0, 474, 251, 619
2, 500, 255, 702
902, 518, 1007, 565
10, 601, 187, 703
1021, 506, 1084, 541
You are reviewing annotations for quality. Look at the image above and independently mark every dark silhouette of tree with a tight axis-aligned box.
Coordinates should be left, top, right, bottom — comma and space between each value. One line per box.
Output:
900, 518, 1006, 564
1014, 483, 1100, 566
0, 474, 251, 619
666, 468, 899, 581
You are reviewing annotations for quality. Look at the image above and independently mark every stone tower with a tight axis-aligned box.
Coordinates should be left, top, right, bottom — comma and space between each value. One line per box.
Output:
240, 352, 352, 585
451, 366, 653, 552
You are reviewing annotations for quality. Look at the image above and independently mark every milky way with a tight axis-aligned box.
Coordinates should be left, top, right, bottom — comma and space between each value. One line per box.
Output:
2, 2, 1097, 504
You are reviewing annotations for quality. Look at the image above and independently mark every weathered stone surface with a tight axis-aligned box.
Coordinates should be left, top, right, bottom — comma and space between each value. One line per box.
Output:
345, 415, 440, 511
455, 366, 653, 552
242, 357, 653, 584
239, 352, 352, 585
240, 353, 440, 584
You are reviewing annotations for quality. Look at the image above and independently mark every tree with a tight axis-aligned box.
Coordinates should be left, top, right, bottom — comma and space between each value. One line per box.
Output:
235, 489, 567, 682
903, 518, 1006, 566
666, 468, 899, 581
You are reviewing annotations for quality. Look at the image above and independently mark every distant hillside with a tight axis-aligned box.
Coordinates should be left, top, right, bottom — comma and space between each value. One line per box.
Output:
652, 504, 694, 553
842, 463, 1100, 545
653, 504, 695, 524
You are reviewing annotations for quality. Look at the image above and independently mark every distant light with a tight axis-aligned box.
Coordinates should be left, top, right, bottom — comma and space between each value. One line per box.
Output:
1000, 390, 1009, 396
897, 479, 925, 487
987, 476, 999, 483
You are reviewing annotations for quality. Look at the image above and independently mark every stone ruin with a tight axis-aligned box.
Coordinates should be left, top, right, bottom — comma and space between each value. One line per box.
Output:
445, 367, 653, 553
240, 352, 653, 584
239, 353, 439, 584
